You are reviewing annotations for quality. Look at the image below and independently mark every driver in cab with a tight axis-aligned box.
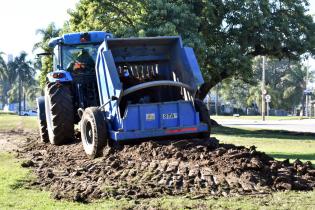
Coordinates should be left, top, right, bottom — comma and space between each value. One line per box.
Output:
68, 49, 95, 73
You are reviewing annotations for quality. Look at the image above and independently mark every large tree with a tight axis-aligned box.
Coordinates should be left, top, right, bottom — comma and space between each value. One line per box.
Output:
68, 0, 315, 99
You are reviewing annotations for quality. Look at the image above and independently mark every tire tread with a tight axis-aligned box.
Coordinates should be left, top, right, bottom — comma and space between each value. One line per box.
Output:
45, 83, 74, 145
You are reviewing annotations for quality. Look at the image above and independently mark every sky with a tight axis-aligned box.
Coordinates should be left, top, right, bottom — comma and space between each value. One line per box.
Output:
0, 0, 78, 59
0, 0, 315, 86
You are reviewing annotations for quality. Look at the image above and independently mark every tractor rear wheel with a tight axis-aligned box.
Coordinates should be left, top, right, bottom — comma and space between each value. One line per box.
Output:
45, 83, 74, 145
81, 107, 107, 159
194, 99, 211, 138
37, 96, 49, 143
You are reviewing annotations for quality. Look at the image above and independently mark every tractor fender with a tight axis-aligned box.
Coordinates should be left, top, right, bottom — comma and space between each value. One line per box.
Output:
46, 70, 72, 83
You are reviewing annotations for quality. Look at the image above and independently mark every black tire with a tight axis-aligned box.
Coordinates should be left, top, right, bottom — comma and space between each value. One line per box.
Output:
45, 83, 74, 145
194, 99, 211, 138
80, 107, 107, 159
37, 96, 49, 143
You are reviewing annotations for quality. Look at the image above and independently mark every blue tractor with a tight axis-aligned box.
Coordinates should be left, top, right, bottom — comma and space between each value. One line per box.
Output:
37, 31, 211, 158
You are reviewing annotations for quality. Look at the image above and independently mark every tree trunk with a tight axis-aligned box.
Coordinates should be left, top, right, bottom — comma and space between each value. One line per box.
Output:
18, 78, 22, 115
0, 96, 5, 110
300, 94, 305, 117
1, 82, 9, 110
197, 82, 216, 100
23, 92, 26, 111
215, 85, 219, 115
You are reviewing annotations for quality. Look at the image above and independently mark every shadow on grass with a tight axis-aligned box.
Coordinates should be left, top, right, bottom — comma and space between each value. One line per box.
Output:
8, 168, 35, 190
212, 126, 315, 140
268, 153, 315, 167
9, 177, 32, 190
0, 112, 17, 116
267, 153, 315, 161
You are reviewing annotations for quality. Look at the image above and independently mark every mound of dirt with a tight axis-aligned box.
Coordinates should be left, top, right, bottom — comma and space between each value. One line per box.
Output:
18, 134, 315, 202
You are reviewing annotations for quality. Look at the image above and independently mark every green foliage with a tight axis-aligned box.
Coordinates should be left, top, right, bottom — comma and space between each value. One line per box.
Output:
0, 52, 8, 106
219, 58, 312, 112
33, 23, 61, 88
8, 52, 35, 101
68, 0, 315, 98
38, 56, 53, 88
68, 0, 143, 36
219, 79, 251, 108
0, 52, 38, 110
33, 23, 61, 53
0, 53, 19, 106
254, 58, 311, 110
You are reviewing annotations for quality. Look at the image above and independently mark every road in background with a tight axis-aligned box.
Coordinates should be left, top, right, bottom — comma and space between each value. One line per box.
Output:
217, 119, 315, 133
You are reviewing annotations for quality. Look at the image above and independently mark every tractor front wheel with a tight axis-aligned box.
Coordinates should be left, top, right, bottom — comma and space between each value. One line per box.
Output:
81, 107, 107, 159
37, 96, 49, 143
45, 83, 74, 145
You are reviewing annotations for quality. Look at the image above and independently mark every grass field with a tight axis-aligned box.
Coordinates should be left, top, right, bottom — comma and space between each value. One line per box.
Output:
211, 115, 309, 121
212, 126, 315, 166
0, 113, 37, 131
0, 114, 314, 209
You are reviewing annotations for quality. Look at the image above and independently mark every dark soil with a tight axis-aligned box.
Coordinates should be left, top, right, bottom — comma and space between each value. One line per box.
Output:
17, 133, 315, 202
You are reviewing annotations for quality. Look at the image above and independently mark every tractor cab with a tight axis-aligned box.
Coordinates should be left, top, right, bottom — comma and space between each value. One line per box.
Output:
47, 31, 113, 109
49, 31, 113, 71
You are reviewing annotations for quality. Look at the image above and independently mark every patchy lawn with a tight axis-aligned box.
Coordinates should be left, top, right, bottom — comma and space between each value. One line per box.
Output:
212, 115, 308, 121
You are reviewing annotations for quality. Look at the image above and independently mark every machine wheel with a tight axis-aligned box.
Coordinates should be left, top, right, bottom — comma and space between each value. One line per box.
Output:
45, 83, 74, 145
80, 107, 107, 159
194, 99, 211, 138
37, 96, 49, 143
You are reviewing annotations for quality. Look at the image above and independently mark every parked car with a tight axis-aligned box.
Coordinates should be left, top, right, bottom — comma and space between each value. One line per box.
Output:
20, 110, 37, 116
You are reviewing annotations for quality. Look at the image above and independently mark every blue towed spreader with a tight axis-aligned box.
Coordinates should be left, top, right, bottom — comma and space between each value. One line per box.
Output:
95, 35, 209, 141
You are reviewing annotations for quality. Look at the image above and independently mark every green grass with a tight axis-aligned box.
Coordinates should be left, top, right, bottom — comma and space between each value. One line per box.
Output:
0, 153, 314, 210
212, 115, 308, 121
0, 114, 37, 131
212, 126, 315, 165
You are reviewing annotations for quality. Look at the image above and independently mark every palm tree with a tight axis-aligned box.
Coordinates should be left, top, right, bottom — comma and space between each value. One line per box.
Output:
0, 52, 19, 108
6, 52, 35, 114
17, 52, 35, 113
0, 52, 6, 84
0, 52, 6, 107
33, 22, 61, 53
0, 51, 5, 71
24, 80, 41, 107
281, 64, 313, 115
33, 23, 61, 87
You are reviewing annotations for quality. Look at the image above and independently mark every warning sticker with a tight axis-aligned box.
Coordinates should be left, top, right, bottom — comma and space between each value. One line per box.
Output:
146, 113, 156, 121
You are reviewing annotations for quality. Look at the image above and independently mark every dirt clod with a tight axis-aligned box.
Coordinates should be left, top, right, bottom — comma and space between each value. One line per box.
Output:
21, 160, 34, 168
18, 134, 315, 202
